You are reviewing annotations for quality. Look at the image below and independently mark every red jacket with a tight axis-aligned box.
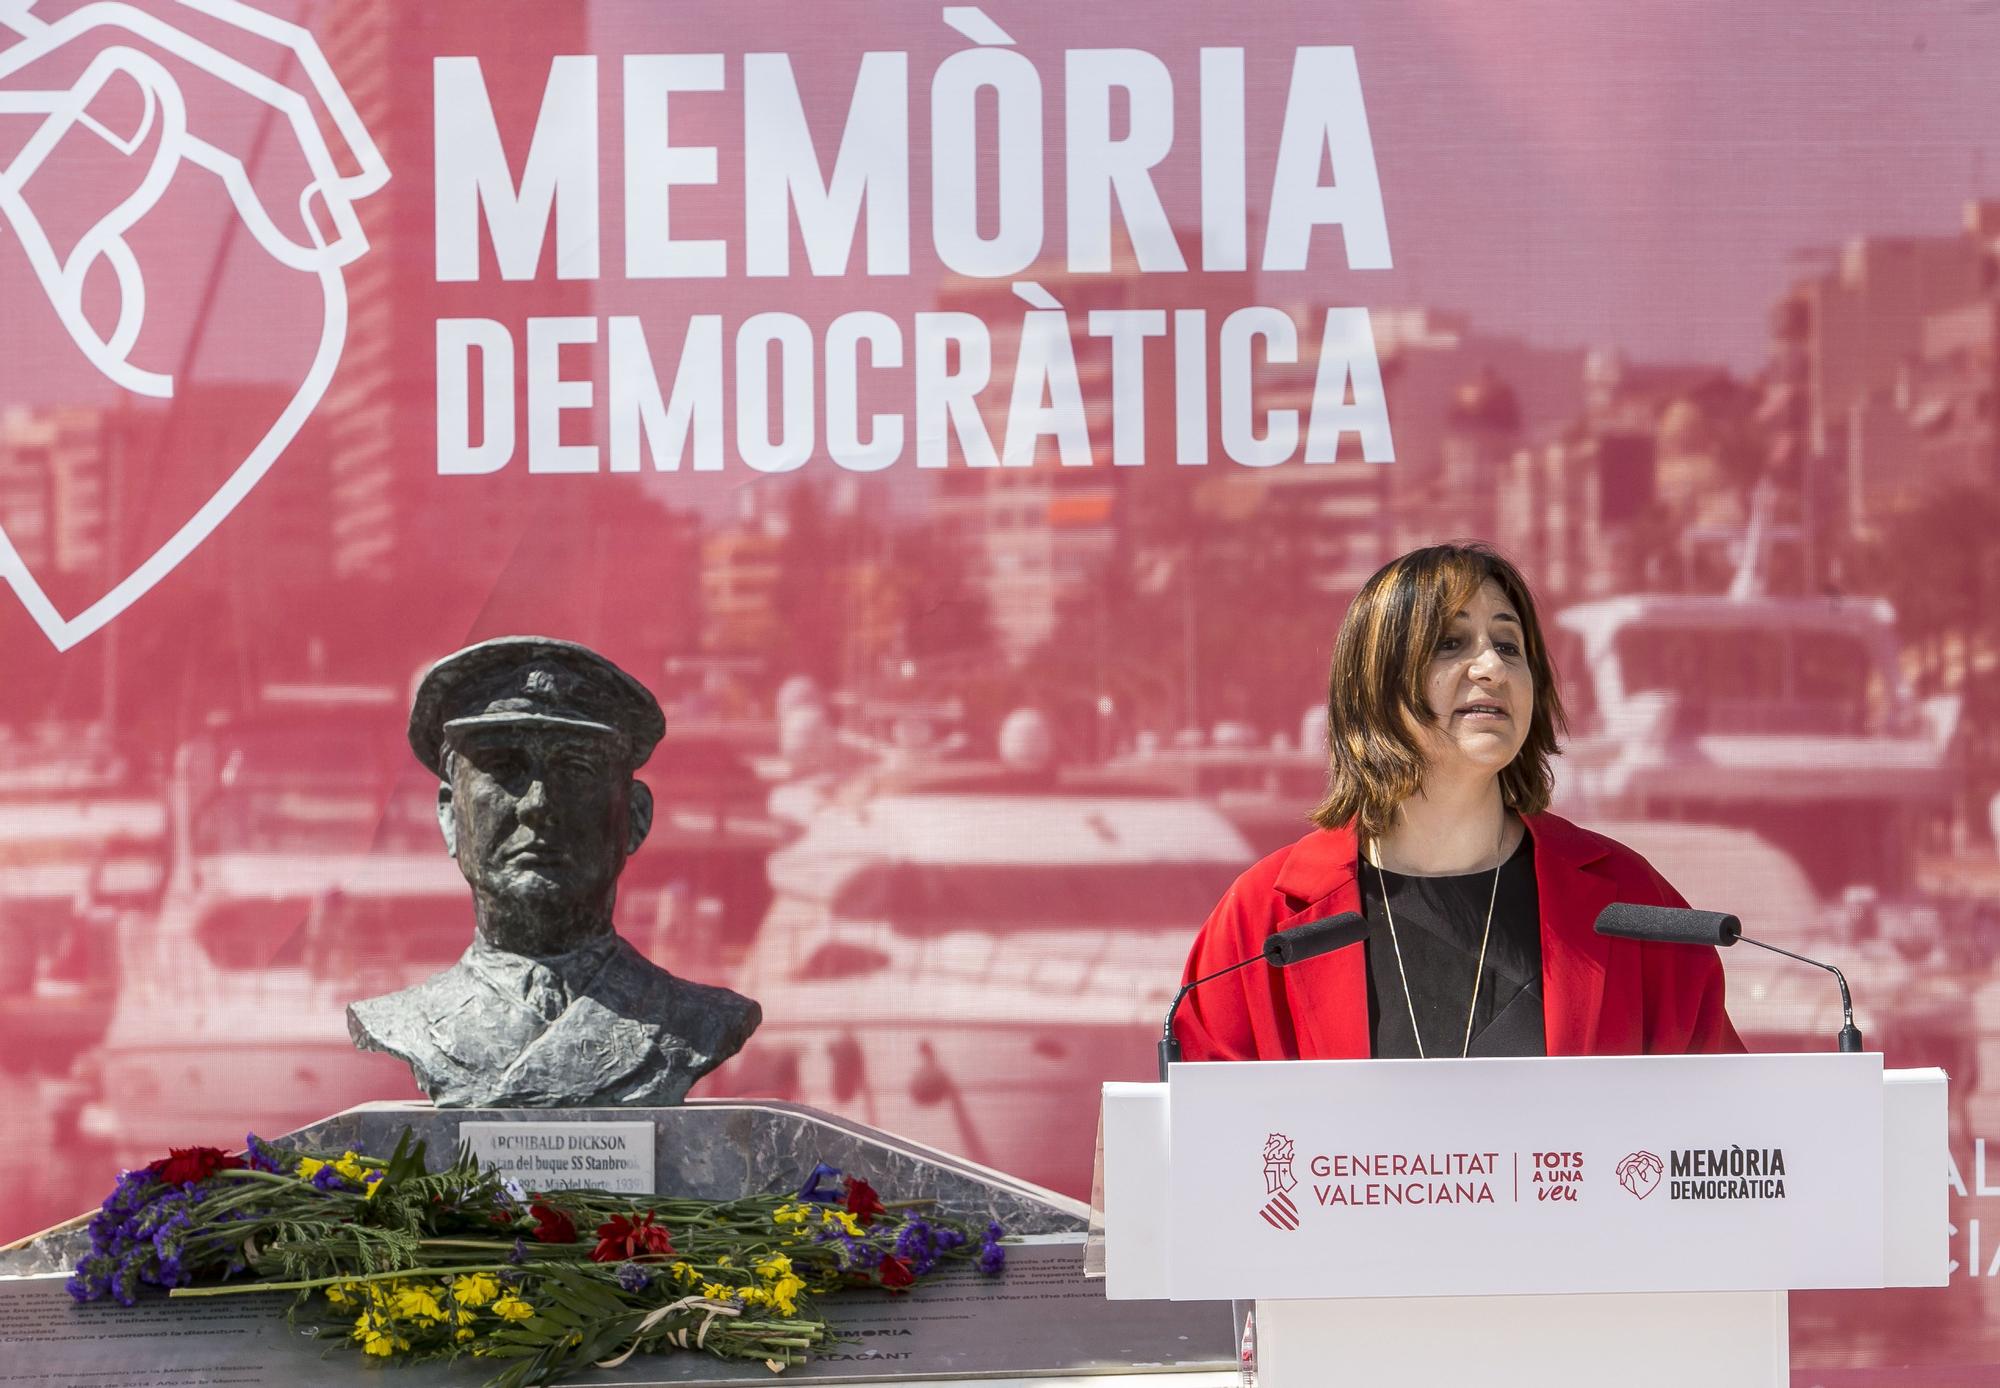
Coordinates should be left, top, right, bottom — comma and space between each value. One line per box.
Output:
1175, 812, 1743, 1059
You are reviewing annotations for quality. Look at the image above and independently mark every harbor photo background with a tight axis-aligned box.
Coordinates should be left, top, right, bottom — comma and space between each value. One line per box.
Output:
2, 0, 1999, 1376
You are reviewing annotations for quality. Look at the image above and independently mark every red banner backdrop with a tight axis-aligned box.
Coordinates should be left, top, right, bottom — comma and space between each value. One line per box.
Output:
3, 0, 1999, 1375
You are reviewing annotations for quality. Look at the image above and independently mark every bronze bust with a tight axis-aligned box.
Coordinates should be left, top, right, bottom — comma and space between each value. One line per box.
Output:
347, 636, 761, 1106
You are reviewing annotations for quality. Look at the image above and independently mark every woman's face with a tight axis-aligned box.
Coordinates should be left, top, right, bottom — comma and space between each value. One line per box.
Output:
1418, 579, 1535, 778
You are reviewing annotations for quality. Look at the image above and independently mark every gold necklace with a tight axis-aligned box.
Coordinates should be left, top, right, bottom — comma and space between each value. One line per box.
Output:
1367, 824, 1506, 1060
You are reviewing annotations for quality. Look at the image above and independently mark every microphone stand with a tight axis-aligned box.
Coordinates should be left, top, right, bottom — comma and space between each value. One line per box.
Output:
1737, 935, 1864, 1053
1595, 905, 1864, 1054
1158, 956, 1263, 1080
1158, 913, 1370, 1079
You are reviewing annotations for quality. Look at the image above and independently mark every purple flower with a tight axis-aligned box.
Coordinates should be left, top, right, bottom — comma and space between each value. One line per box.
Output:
797, 1162, 843, 1204
893, 1219, 939, 1276
96, 1168, 154, 1224
508, 1238, 530, 1265
823, 1231, 880, 1271
933, 1226, 966, 1252
242, 1134, 283, 1174
977, 1221, 1005, 1276
615, 1262, 651, 1293
309, 1166, 347, 1192
72, 1179, 224, 1304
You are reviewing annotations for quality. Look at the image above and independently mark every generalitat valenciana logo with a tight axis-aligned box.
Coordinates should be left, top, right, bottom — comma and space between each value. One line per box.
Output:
0, 0, 386, 650
1259, 1132, 1300, 1230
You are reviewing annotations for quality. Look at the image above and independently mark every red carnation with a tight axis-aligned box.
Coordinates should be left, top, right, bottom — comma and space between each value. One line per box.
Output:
877, 1253, 915, 1289
147, 1146, 244, 1186
591, 1210, 675, 1263
529, 1201, 578, 1244
843, 1177, 885, 1228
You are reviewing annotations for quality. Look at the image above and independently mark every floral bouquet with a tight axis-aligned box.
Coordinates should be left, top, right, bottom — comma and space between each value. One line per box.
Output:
67, 1132, 1006, 1387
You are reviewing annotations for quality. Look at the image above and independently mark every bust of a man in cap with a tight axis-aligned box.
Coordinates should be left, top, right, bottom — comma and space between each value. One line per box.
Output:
347, 636, 761, 1107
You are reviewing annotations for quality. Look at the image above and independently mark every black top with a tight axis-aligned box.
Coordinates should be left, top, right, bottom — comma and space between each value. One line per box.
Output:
1360, 835, 1546, 1058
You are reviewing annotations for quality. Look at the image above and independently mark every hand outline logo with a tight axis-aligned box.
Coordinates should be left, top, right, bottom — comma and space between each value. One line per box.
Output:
1616, 1149, 1664, 1200
0, 0, 387, 649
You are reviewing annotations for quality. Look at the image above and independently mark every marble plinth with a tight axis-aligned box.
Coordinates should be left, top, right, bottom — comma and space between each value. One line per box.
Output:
0, 1101, 1232, 1385
0, 1099, 1087, 1277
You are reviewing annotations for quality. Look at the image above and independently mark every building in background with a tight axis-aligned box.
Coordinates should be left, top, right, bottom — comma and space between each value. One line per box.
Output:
1770, 202, 2000, 548
931, 238, 1253, 662
317, 0, 588, 587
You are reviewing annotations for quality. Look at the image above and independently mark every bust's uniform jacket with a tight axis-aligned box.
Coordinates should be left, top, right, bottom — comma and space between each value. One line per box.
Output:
1173, 811, 1745, 1060
348, 935, 761, 1107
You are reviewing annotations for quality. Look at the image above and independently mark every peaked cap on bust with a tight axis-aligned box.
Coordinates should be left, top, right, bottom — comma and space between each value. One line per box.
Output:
408, 636, 665, 774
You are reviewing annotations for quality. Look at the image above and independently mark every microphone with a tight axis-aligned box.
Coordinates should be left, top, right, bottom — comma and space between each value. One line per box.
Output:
1595, 902, 1741, 947
1594, 903, 1863, 1053
1159, 911, 1368, 1079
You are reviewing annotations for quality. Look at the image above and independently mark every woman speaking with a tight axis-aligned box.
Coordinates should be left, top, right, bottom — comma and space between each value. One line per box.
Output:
1175, 543, 1742, 1060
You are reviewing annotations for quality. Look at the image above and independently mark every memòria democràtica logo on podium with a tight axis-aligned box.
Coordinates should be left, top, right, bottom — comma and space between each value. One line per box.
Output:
1259, 1133, 1301, 1231
0, 0, 387, 650
1616, 1150, 1665, 1199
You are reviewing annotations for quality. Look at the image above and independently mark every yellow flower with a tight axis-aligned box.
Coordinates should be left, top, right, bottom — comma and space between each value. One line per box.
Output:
700, 1281, 732, 1301
455, 1328, 475, 1343
351, 1311, 409, 1358
456, 1307, 477, 1328
390, 1285, 444, 1324
754, 1253, 793, 1282
770, 1273, 807, 1317
821, 1208, 863, 1237
772, 1203, 809, 1227
669, 1261, 697, 1286
325, 1280, 360, 1306
491, 1294, 535, 1322
332, 1151, 370, 1183
452, 1272, 500, 1308
735, 1286, 770, 1307
296, 1157, 325, 1182
362, 1174, 383, 1200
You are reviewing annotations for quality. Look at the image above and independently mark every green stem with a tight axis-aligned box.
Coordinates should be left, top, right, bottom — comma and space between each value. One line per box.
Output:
169, 1262, 516, 1298
212, 1169, 324, 1189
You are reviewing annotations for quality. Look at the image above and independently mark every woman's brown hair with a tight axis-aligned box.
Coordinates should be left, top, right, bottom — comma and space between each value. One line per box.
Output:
1311, 543, 1566, 838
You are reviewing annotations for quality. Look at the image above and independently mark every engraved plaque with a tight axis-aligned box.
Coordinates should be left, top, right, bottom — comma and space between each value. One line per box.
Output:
459, 1120, 656, 1193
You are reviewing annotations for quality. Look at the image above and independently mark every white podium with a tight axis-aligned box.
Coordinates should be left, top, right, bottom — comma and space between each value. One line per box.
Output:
1101, 1055, 1947, 1387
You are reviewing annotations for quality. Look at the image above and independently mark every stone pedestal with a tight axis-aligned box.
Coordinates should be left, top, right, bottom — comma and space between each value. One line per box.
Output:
0, 1100, 1233, 1386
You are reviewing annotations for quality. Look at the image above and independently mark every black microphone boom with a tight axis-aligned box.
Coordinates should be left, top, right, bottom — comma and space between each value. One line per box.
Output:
1159, 911, 1368, 1080
1593, 903, 1863, 1053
